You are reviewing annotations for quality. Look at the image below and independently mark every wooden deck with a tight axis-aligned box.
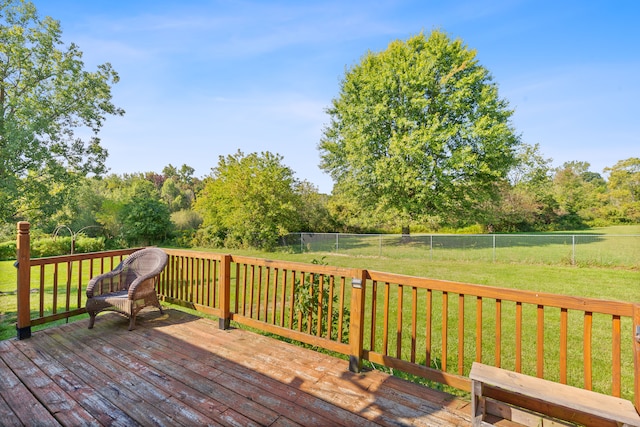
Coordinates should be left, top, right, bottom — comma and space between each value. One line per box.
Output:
0, 308, 474, 426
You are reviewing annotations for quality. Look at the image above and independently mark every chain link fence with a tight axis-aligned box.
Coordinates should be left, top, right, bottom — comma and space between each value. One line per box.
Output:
280, 233, 640, 268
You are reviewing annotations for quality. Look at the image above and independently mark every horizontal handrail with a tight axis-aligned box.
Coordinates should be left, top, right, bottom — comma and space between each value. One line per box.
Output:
367, 270, 634, 316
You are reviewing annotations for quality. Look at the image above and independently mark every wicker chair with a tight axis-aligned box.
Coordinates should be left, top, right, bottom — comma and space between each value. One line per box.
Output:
86, 248, 168, 330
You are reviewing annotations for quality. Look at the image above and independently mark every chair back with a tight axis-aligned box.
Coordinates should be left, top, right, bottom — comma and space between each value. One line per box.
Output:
121, 248, 168, 285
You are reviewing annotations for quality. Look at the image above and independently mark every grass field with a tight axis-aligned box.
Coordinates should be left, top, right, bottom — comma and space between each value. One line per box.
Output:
290, 225, 640, 268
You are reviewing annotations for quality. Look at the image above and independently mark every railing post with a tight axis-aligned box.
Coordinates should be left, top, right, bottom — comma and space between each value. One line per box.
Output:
348, 269, 367, 373
492, 234, 496, 263
218, 254, 231, 330
16, 221, 32, 340
633, 304, 640, 414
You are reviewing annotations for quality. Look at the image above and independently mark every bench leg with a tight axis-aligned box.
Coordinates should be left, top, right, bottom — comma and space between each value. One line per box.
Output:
471, 379, 485, 426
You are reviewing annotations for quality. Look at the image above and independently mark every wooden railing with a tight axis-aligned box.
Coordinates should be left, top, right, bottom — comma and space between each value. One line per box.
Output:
14, 222, 141, 338
362, 271, 638, 397
158, 249, 363, 361
14, 222, 640, 414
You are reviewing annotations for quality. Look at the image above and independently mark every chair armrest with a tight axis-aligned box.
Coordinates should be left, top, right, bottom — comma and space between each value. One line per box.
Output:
86, 262, 125, 298
127, 274, 159, 300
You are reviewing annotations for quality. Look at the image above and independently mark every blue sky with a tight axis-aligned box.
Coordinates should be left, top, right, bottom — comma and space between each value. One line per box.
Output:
34, 0, 639, 193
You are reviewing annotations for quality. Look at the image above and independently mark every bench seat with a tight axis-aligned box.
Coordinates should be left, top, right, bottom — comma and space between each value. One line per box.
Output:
470, 362, 640, 427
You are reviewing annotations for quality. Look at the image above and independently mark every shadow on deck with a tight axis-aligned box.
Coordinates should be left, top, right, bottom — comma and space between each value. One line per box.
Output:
0, 308, 474, 426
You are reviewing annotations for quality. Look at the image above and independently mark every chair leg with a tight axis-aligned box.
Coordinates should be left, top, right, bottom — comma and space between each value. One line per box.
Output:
128, 314, 136, 331
88, 313, 96, 329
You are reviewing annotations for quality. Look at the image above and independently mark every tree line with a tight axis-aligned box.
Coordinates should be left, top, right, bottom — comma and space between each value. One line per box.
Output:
2, 151, 638, 252
1, 2, 638, 252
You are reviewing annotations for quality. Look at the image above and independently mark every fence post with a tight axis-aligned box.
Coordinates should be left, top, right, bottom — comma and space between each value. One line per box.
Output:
430, 235, 433, 260
16, 221, 32, 340
218, 254, 231, 330
492, 234, 496, 263
634, 304, 640, 415
348, 269, 367, 373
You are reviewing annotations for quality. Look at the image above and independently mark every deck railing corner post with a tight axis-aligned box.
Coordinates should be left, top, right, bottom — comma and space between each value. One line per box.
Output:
348, 269, 367, 373
218, 254, 232, 330
16, 221, 32, 340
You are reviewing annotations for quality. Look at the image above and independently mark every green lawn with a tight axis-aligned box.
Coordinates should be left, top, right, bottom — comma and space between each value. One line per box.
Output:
291, 225, 640, 268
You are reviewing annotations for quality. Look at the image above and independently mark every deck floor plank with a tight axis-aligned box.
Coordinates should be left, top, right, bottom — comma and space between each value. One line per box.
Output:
95, 328, 309, 427
0, 309, 473, 426
46, 322, 229, 427
0, 339, 96, 426
31, 330, 187, 427
143, 315, 385, 426
130, 315, 374, 426
14, 338, 138, 427
0, 342, 61, 426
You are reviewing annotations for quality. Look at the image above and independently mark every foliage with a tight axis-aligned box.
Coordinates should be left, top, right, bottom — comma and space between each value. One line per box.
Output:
0, 0, 123, 224
119, 196, 173, 246
295, 181, 336, 232
74, 235, 106, 253
50, 178, 106, 236
28, 235, 104, 257
170, 209, 202, 248
0, 222, 14, 241
292, 257, 350, 340
486, 143, 557, 231
319, 30, 521, 233
161, 164, 201, 212
89, 174, 163, 241
194, 151, 304, 250
604, 158, 640, 223
171, 209, 203, 231
0, 240, 15, 260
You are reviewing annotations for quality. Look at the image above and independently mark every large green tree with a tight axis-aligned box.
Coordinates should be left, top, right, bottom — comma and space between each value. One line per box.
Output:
552, 161, 607, 227
161, 163, 200, 212
319, 30, 520, 232
0, 0, 123, 223
604, 157, 640, 223
194, 151, 303, 250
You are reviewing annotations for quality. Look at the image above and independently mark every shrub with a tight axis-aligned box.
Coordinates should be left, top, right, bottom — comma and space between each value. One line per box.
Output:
292, 258, 350, 341
171, 209, 203, 231
0, 241, 16, 260
28, 236, 106, 257
31, 237, 72, 257
439, 223, 486, 234
74, 236, 105, 253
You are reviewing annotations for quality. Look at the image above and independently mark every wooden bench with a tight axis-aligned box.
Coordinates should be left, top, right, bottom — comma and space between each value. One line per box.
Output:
470, 362, 640, 427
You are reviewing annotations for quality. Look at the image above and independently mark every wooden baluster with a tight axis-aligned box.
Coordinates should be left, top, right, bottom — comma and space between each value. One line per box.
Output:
584, 311, 593, 390
612, 315, 621, 397
560, 308, 568, 384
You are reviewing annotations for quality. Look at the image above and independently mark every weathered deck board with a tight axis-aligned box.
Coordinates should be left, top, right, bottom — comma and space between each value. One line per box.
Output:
0, 308, 473, 426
